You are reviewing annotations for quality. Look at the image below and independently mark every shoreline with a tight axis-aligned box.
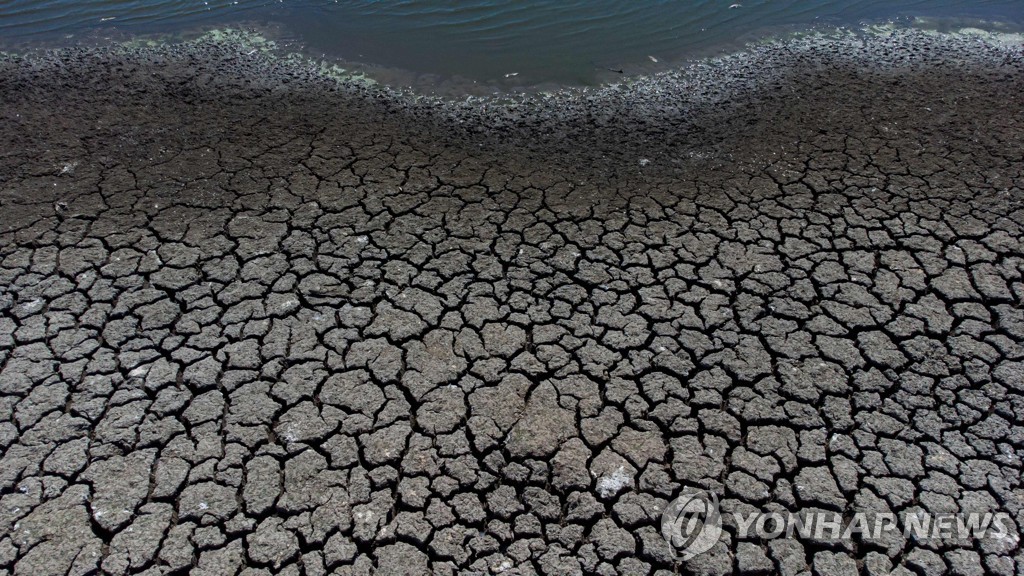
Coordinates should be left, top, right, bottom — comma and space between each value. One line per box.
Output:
0, 23, 1022, 576
2, 17, 1023, 93
3, 25, 1022, 218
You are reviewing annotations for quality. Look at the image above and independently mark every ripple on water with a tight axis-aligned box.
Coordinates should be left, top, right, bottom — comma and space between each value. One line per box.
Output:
0, 0, 1021, 87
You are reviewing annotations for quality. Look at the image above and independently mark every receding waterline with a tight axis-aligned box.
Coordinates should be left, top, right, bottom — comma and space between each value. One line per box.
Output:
1, 0, 1022, 87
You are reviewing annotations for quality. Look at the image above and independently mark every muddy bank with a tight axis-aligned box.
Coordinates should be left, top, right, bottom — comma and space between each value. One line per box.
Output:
0, 27, 1022, 576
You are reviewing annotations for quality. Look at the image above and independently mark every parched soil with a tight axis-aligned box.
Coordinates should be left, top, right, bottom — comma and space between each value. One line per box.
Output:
0, 29, 1022, 576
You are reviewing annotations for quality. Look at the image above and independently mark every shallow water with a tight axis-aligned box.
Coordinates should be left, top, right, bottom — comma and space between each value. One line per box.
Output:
1, 0, 1022, 86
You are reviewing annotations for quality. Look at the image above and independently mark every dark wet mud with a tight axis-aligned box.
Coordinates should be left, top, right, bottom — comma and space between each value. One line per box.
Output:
0, 28, 1022, 576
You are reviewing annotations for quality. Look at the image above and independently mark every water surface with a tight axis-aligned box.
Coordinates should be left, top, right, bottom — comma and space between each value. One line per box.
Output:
1, 0, 1022, 87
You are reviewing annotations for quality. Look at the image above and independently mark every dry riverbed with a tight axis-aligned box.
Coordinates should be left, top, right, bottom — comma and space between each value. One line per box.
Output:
0, 26, 1022, 576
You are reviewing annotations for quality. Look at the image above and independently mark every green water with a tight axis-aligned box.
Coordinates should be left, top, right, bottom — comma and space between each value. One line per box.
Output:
1, 0, 1021, 86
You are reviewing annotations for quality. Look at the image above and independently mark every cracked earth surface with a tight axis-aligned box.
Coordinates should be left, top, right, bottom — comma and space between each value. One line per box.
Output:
0, 28, 1022, 576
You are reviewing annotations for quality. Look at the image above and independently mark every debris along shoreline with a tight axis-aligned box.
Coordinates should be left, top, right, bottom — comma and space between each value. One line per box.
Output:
1, 25, 1022, 576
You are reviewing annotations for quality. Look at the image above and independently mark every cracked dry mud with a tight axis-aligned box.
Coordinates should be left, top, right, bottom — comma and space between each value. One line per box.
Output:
0, 28, 1023, 576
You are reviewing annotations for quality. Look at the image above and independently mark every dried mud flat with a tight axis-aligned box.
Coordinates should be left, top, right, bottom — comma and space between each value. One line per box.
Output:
0, 26, 1023, 576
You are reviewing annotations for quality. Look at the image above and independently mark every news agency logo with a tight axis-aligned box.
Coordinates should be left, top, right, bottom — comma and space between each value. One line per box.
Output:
660, 490, 1018, 561
660, 490, 722, 560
